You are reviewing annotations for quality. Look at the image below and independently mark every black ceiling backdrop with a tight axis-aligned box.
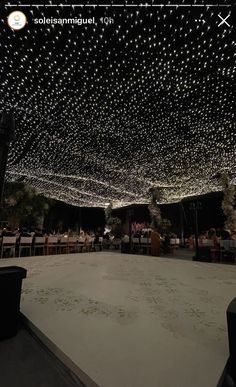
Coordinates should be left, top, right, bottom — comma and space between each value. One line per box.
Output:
43, 192, 225, 236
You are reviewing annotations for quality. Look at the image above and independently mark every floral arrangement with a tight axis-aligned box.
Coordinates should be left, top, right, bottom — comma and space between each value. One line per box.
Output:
104, 202, 121, 228
221, 172, 236, 236
104, 202, 113, 221
106, 216, 122, 226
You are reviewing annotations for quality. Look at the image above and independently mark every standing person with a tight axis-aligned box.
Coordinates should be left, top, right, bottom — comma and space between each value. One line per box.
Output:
121, 233, 129, 253
84, 231, 90, 252
150, 229, 161, 256
163, 232, 170, 254
94, 232, 102, 251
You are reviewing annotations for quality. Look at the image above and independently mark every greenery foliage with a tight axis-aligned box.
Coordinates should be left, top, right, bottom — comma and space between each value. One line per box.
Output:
104, 202, 122, 237
161, 218, 172, 230
221, 172, 236, 236
106, 216, 122, 226
148, 187, 162, 230
104, 202, 113, 221
1, 182, 51, 229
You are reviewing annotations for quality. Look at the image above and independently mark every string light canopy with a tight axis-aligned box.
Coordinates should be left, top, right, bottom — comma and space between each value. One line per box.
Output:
0, 0, 235, 208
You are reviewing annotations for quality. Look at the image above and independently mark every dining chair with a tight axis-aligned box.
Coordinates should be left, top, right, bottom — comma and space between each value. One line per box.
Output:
1, 236, 17, 258
67, 236, 78, 253
33, 236, 46, 256
19, 236, 33, 257
46, 235, 59, 255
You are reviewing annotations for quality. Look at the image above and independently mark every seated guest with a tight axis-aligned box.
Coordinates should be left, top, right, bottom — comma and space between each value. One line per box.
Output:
94, 233, 102, 251
94, 233, 99, 244
19, 228, 31, 237
199, 231, 208, 245
221, 229, 231, 240
216, 228, 221, 238
208, 228, 218, 241
133, 232, 140, 239
103, 233, 111, 249
122, 234, 129, 243
121, 233, 130, 253
188, 234, 195, 249
2, 227, 15, 236
34, 228, 43, 236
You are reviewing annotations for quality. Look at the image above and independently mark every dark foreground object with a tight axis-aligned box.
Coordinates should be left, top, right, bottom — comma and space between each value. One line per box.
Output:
217, 297, 236, 387
0, 112, 15, 201
192, 246, 212, 262
217, 360, 236, 387
0, 266, 27, 340
226, 298, 236, 383
0, 324, 85, 387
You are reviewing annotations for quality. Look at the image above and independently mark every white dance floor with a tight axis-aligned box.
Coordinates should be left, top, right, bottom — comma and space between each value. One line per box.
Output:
1, 252, 236, 387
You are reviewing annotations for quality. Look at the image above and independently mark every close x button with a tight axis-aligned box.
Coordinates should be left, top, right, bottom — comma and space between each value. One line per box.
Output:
218, 14, 231, 27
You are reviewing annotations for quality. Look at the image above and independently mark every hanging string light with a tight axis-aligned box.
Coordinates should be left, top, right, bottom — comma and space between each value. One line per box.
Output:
0, 0, 235, 208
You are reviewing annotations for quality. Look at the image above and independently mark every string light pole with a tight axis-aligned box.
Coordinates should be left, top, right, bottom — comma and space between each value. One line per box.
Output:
189, 201, 202, 260
0, 112, 15, 201
127, 208, 134, 253
179, 201, 185, 246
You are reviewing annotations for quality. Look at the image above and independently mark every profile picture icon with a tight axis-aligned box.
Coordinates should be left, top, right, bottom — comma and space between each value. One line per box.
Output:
7, 11, 27, 31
